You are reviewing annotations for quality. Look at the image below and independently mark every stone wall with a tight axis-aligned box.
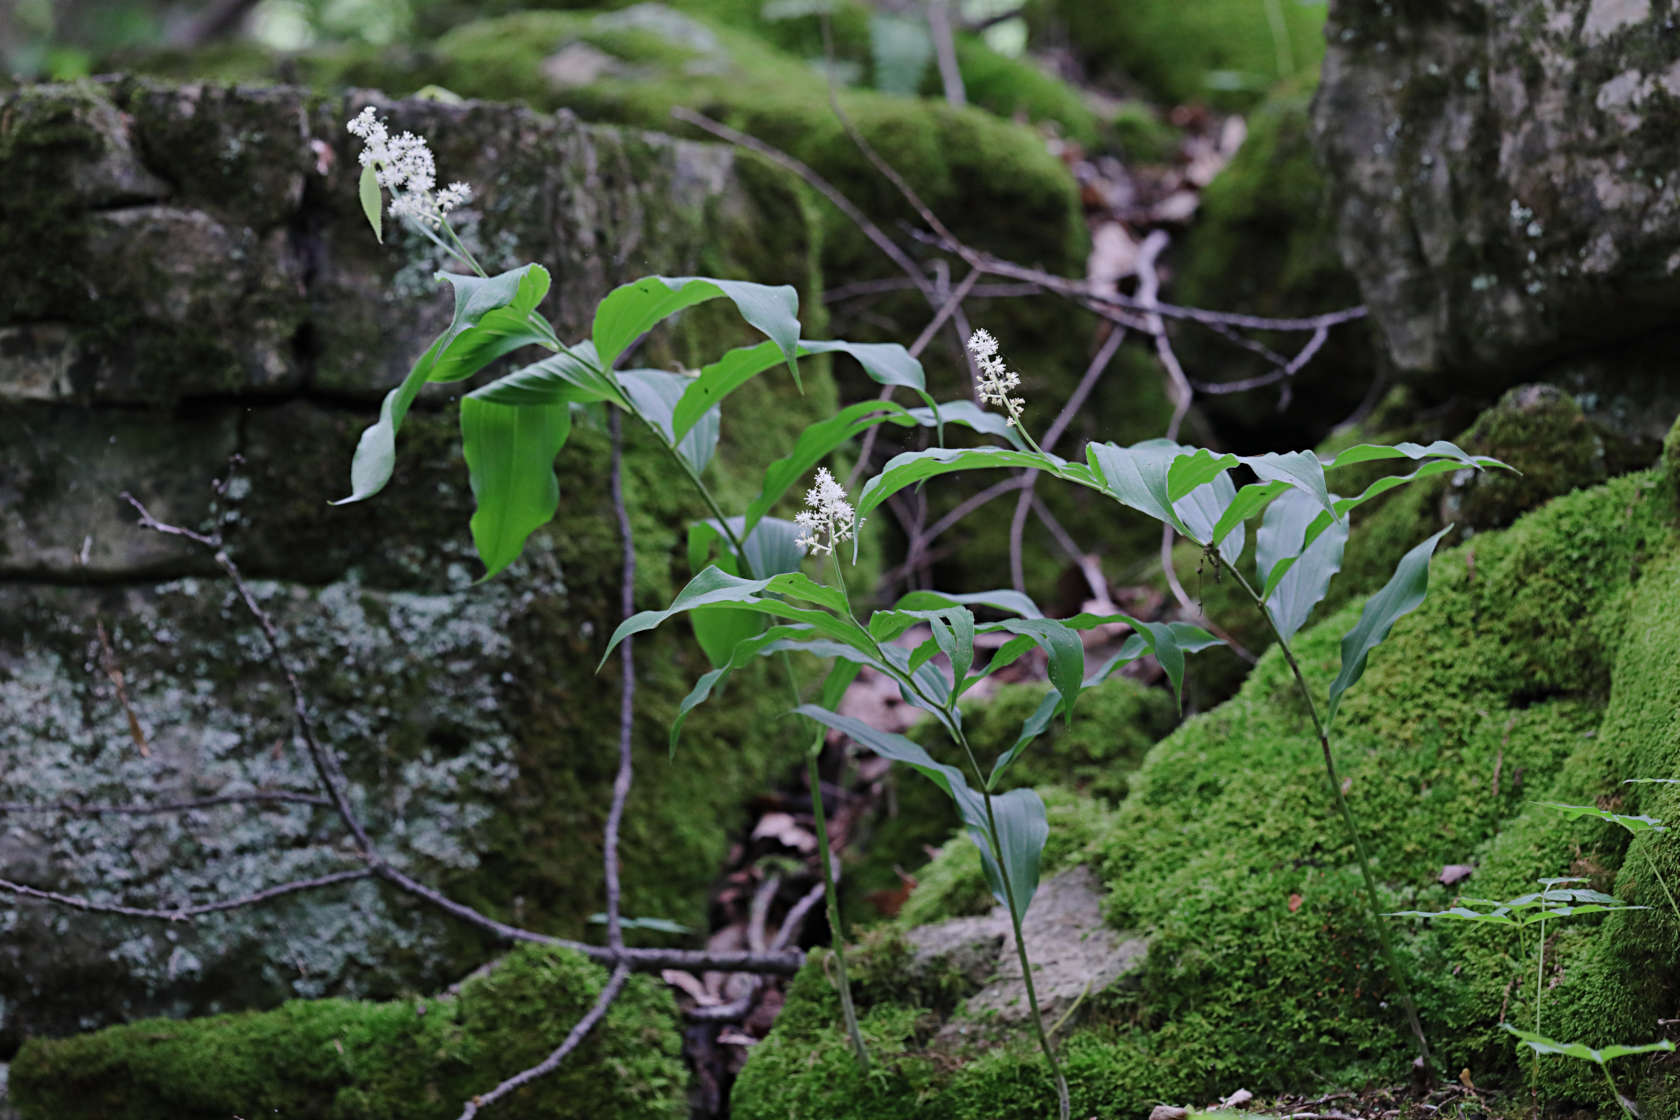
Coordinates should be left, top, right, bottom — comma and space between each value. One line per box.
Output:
0, 78, 832, 1046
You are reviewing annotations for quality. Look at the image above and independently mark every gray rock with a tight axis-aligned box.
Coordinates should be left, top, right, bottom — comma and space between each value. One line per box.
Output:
0, 78, 830, 1047
1312, 0, 1680, 389
906, 865, 1146, 1049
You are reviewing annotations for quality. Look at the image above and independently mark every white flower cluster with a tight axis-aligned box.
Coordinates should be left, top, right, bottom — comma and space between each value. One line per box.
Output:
966, 327, 1025, 427
794, 467, 855, 556
347, 107, 472, 228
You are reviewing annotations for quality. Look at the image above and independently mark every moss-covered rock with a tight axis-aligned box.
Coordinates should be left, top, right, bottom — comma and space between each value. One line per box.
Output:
8, 944, 686, 1120
1024, 0, 1326, 109
0, 79, 835, 1044
736, 447, 1680, 1116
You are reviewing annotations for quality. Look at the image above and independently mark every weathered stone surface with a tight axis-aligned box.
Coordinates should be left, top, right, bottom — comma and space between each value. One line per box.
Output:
905, 865, 1145, 1049
0, 78, 831, 1047
1312, 0, 1680, 387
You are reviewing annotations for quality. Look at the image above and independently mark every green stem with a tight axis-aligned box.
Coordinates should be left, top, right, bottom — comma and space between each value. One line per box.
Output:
1217, 556, 1434, 1071
1601, 1061, 1635, 1120
1644, 846, 1680, 926
806, 739, 870, 1071
1535, 914, 1545, 1038
641, 417, 872, 1072
949, 724, 1071, 1120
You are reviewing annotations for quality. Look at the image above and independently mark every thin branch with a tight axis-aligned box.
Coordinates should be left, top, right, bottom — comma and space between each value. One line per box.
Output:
604, 411, 635, 955
1009, 326, 1126, 590
456, 964, 632, 1120
1133, 231, 1193, 441
373, 863, 803, 974
122, 492, 376, 856
685, 881, 826, 1023
0, 791, 329, 816
926, 0, 967, 106
0, 868, 373, 920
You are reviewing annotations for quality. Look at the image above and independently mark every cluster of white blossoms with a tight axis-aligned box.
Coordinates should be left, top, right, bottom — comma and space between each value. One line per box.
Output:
794, 467, 855, 556
966, 327, 1025, 427
347, 107, 472, 228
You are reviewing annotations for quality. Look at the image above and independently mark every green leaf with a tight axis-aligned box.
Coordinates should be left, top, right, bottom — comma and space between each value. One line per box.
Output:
336, 264, 553, 505
1085, 439, 1193, 536
1502, 1024, 1675, 1065
427, 266, 554, 383
688, 516, 806, 581
690, 606, 765, 669
358, 161, 382, 244
671, 338, 928, 443
670, 623, 830, 748
1327, 439, 1509, 473
1078, 620, 1221, 712
460, 397, 571, 581
1211, 480, 1291, 545
1174, 466, 1244, 567
470, 342, 625, 409
1537, 802, 1666, 834
859, 446, 1092, 521
1324, 526, 1453, 729
989, 689, 1060, 789
600, 567, 866, 668
985, 618, 1084, 721
1256, 487, 1349, 643
1241, 450, 1334, 521
1166, 447, 1240, 502
791, 706, 1048, 924
586, 913, 692, 935
903, 400, 1023, 447
619, 367, 719, 473
592, 276, 800, 378
891, 587, 1044, 619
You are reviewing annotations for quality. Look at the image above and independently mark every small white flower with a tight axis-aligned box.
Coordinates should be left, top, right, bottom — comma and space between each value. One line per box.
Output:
794, 467, 855, 556
347, 108, 472, 229
966, 328, 1025, 426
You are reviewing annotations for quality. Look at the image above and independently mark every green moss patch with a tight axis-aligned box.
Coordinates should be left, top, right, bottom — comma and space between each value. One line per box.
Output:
9, 944, 686, 1120
738, 459, 1680, 1116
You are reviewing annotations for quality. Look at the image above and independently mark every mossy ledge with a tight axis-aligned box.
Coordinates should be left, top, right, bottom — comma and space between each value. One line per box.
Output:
8, 944, 686, 1120
736, 448, 1680, 1116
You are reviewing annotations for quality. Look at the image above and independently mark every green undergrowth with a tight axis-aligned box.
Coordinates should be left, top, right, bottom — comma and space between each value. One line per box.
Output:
9, 945, 686, 1120
1024, 0, 1326, 109
738, 451, 1680, 1116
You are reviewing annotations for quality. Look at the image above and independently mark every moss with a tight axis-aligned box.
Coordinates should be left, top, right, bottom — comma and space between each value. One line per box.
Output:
9, 944, 686, 1120
738, 466, 1680, 1116
1109, 101, 1180, 164
1024, 0, 1326, 109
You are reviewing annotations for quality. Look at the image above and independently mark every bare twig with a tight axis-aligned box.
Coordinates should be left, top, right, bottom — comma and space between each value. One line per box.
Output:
1133, 231, 1193, 442
0, 868, 373, 920
604, 411, 635, 955
926, 1, 966, 106
685, 881, 826, 1023
122, 492, 375, 856
1008, 326, 1126, 591
456, 964, 632, 1120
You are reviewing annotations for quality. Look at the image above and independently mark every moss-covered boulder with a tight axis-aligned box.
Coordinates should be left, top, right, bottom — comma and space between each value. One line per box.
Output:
0, 79, 831, 1043
734, 425, 1680, 1115
8, 944, 686, 1120
1024, 0, 1326, 109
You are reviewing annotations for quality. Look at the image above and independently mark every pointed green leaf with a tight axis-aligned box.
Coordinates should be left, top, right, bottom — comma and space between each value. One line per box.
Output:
1211, 479, 1291, 544
986, 618, 1084, 720
358, 160, 382, 244
469, 342, 625, 408
988, 689, 1060, 789
592, 276, 800, 379
1503, 1024, 1674, 1065
1257, 487, 1349, 643
1327, 439, 1509, 473
792, 706, 1047, 924
336, 265, 553, 504
1325, 526, 1453, 728
859, 446, 1091, 521
460, 396, 570, 580
1174, 467, 1244, 566
1166, 447, 1240, 501
1240, 449, 1335, 521
672, 338, 928, 443
619, 367, 718, 473
1086, 439, 1192, 535
891, 587, 1044, 619
1537, 802, 1666, 834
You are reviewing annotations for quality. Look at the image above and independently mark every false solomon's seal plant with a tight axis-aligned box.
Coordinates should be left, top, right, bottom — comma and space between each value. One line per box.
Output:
341, 108, 1510, 1113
